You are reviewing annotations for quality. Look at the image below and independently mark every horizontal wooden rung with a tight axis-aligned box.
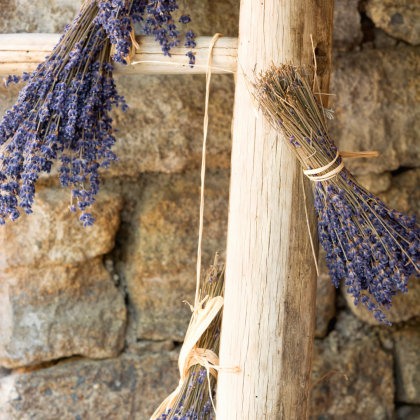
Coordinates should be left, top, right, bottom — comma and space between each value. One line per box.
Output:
0, 34, 238, 76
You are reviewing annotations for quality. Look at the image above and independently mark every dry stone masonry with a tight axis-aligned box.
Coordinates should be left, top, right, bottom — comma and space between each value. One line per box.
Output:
0, 0, 420, 419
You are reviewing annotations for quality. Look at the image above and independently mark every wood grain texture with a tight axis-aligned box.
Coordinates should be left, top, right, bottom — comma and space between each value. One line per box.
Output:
217, 1, 334, 419
0, 34, 237, 76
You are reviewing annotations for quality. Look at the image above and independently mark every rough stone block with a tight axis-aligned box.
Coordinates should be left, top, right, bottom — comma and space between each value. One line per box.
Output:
0, 0, 81, 33
379, 168, 420, 219
310, 317, 394, 419
367, 0, 420, 45
121, 169, 229, 342
355, 172, 392, 195
107, 74, 234, 177
0, 187, 123, 269
340, 276, 420, 325
374, 28, 399, 49
333, 0, 364, 51
0, 352, 179, 420
329, 48, 420, 175
397, 405, 420, 420
0, 258, 126, 368
394, 330, 420, 404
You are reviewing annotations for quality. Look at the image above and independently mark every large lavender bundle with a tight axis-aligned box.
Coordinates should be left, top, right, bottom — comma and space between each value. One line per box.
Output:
1, 1, 119, 227
152, 256, 225, 420
0, 0, 195, 227
253, 65, 420, 325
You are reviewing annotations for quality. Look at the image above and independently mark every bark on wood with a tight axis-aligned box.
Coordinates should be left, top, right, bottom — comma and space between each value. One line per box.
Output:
0, 34, 237, 76
217, 1, 334, 419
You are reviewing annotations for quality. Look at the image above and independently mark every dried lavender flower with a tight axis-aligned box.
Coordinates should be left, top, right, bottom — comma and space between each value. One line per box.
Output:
0, 0, 125, 226
0, 0, 196, 226
253, 65, 420, 325
179, 13, 196, 67
96, 0, 195, 62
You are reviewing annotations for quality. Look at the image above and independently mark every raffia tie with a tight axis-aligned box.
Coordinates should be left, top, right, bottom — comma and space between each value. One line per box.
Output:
303, 150, 379, 182
110, 20, 139, 65
149, 33, 240, 420
301, 149, 379, 275
149, 297, 240, 420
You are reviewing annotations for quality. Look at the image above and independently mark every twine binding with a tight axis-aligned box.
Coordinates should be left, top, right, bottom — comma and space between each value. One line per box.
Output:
110, 20, 139, 65
303, 150, 378, 182
301, 150, 378, 272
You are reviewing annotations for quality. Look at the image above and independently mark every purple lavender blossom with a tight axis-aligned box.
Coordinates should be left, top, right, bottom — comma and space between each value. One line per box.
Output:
253, 64, 420, 325
0, 0, 196, 226
184, 29, 196, 67
314, 177, 420, 326
96, 0, 194, 62
0, 1, 124, 226
197, 369, 206, 385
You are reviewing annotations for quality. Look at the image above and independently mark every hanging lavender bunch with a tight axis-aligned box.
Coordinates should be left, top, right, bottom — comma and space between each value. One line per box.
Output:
253, 65, 420, 325
1, 0, 196, 227
0, 0, 126, 226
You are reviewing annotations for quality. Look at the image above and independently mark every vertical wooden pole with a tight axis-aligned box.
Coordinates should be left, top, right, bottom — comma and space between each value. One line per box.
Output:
217, 1, 334, 419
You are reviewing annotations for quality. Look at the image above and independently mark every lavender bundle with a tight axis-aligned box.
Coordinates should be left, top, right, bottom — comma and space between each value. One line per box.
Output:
1, 1, 120, 227
253, 65, 420, 325
152, 256, 226, 420
0, 0, 195, 226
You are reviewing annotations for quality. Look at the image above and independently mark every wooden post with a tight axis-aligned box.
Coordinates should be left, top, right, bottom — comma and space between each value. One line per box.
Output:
217, 1, 334, 419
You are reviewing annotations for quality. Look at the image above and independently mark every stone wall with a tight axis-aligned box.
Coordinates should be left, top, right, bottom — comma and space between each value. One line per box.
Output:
0, 1, 420, 419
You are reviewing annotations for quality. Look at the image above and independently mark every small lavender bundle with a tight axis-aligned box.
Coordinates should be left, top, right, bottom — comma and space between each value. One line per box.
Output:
151, 256, 227, 420
253, 65, 420, 325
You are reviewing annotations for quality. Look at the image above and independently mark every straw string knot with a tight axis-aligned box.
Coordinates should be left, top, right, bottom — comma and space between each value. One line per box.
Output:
149, 295, 240, 420
303, 150, 378, 182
